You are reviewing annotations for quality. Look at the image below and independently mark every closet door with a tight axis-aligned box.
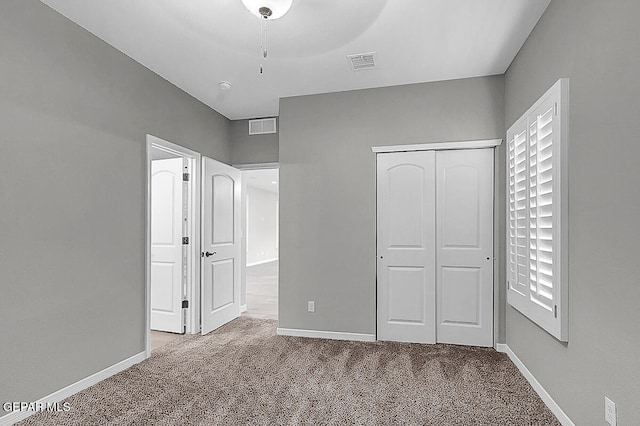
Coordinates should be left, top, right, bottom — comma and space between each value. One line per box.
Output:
377, 151, 436, 343
150, 158, 185, 333
436, 149, 494, 347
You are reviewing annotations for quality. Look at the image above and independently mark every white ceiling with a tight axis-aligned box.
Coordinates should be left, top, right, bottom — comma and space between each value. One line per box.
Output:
40, 0, 550, 120
244, 169, 279, 194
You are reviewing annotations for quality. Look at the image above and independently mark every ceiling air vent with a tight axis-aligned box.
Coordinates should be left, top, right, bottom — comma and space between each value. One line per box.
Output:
347, 52, 378, 71
249, 117, 277, 135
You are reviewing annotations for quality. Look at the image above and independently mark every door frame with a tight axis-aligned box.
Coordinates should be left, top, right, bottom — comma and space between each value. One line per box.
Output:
145, 135, 202, 357
371, 139, 502, 346
233, 162, 279, 315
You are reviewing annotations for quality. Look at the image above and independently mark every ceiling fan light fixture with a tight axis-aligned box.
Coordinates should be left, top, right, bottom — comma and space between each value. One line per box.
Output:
241, 0, 293, 20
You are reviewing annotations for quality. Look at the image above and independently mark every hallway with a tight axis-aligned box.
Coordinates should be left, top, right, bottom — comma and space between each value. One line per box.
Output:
244, 260, 278, 320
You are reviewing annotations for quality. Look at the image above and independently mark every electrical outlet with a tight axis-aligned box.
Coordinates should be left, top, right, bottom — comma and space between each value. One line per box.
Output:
605, 396, 616, 426
307, 300, 315, 313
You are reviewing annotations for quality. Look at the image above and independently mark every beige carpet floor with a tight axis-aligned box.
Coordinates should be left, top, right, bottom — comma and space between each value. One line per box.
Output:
20, 317, 559, 425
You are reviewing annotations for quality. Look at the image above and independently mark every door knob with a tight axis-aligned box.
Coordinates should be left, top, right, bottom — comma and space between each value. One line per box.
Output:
205, 251, 216, 257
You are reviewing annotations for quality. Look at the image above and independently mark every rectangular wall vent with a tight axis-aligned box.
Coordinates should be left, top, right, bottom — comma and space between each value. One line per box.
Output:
347, 52, 378, 71
249, 118, 277, 135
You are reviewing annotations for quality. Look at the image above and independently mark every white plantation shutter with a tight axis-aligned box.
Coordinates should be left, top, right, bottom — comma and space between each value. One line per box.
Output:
506, 79, 568, 342
508, 123, 529, 298
529, 104, 554, 310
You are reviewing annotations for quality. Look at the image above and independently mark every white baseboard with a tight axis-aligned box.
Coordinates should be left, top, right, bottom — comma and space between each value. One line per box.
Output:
246, 258, 278, 267
496, 343, 574, 426
0, 351, 147, 426
277, 327, 376, 342
240, 304, 247, 313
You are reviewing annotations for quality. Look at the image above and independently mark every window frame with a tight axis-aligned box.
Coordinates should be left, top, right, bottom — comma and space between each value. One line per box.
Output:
506, 78, 569, 342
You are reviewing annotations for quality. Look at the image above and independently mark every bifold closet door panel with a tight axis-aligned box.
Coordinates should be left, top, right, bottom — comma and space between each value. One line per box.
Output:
435, 149, 494, 347
376, 151, 436, 344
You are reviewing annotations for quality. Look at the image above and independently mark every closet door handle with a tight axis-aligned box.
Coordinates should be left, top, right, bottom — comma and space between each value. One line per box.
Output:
205, 251, 217, 257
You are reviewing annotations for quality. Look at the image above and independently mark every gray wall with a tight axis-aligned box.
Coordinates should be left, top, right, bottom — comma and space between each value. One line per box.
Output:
230, 119, 279, 165
278, 76, 505, 336
0, 0, 230, 406
504, 1, 640, 424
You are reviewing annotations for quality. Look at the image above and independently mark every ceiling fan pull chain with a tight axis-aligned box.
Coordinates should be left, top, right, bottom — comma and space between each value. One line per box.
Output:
262, 17, 268, 59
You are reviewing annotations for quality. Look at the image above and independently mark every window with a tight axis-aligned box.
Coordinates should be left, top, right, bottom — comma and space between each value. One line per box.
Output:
507, 79, 569, 341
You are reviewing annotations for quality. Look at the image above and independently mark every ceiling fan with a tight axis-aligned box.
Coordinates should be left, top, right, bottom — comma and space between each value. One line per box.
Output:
240, 0, 293, 72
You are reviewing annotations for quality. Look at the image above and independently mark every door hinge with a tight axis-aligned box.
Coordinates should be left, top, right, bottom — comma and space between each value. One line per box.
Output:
182, 300, 189, 309
554, 102, 558, 116
554, 305, 558, 318
182, 237, 189, 245
183, 173, 190, 182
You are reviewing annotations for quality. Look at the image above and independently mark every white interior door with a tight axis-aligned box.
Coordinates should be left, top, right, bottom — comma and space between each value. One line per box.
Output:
436, 149, 494, 347
377, 151, 436, 344
201, 157, 241, 335
151, 158, 184, 333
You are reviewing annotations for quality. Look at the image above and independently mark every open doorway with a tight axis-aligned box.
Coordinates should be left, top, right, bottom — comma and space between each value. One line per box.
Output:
241, 168, 279, 320
146, 135, 201, 355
